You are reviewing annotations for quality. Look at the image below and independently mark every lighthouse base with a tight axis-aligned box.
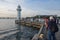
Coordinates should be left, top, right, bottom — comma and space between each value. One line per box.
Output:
15, 20, 21, 24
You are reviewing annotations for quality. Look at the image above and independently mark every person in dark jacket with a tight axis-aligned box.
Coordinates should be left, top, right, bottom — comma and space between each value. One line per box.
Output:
47, 16, 56, 40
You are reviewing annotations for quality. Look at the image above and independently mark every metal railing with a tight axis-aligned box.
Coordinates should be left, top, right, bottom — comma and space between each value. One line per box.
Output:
32, 24, 47, 40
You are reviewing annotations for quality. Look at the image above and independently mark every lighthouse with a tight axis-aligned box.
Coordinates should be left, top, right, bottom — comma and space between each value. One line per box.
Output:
17, 5, 21, 20
15, 5, 21, 24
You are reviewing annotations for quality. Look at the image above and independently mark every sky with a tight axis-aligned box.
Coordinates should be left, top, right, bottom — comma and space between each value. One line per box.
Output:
0, 0, 60, 17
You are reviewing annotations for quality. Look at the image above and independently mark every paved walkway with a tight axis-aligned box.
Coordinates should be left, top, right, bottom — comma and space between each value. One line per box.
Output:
56, 25, 60, 40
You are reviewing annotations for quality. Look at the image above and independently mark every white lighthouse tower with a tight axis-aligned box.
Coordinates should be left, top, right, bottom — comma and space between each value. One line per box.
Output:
15, 5, 21, 24
17, 5, 21, 20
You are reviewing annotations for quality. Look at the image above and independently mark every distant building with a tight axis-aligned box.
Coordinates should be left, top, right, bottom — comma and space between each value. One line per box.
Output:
34, 15, 57, 19
25, 17, 34, 22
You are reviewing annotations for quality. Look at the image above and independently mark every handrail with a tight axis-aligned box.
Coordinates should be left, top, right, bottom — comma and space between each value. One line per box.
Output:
38, 25, 47, 40
31, 24, 45, 40
37, 25, 44, 36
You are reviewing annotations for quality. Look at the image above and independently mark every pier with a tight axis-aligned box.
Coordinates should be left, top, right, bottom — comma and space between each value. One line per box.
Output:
15, 17, 60, 40
31, 24, 60, 40
15, 5, 60, 40
15, 20, 60, 40
15, 20, 44, 29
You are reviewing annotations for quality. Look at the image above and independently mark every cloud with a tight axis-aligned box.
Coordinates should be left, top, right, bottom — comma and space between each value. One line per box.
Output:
0, 0, 24, 5
0, 7, 17, 17
36, 9, 60, 16
0, 0, 60, 17
21, 8, 60, 17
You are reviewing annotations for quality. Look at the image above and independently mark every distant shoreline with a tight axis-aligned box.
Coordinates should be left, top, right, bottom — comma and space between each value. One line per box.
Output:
0, 17, 16, 19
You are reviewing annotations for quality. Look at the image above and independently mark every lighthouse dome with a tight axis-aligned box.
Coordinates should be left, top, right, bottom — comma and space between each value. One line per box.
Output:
17, 5, 21, 11
18, 5, 21, 8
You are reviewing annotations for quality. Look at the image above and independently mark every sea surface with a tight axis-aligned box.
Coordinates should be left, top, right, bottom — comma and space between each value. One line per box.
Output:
0, 19, 39, 40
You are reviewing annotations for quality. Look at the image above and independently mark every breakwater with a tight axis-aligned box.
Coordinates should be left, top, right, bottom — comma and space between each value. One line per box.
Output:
15, 20, 44, 29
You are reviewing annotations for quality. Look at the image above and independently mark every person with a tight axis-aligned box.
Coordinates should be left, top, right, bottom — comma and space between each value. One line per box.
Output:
53, 17, 59, 24
44, 18, 49, 40
44, 18, 49, 29
47, 16, 57, 40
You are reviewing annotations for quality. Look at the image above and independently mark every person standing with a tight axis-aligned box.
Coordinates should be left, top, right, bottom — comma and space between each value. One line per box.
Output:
44, 18, 49, 29
46, 16, 59, 40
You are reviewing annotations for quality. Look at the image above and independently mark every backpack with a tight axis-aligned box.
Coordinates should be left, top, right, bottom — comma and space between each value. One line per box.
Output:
48, 21, 59, 32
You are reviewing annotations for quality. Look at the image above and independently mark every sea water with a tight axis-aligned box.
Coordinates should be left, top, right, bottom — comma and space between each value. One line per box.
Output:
0, 19, 39, 40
